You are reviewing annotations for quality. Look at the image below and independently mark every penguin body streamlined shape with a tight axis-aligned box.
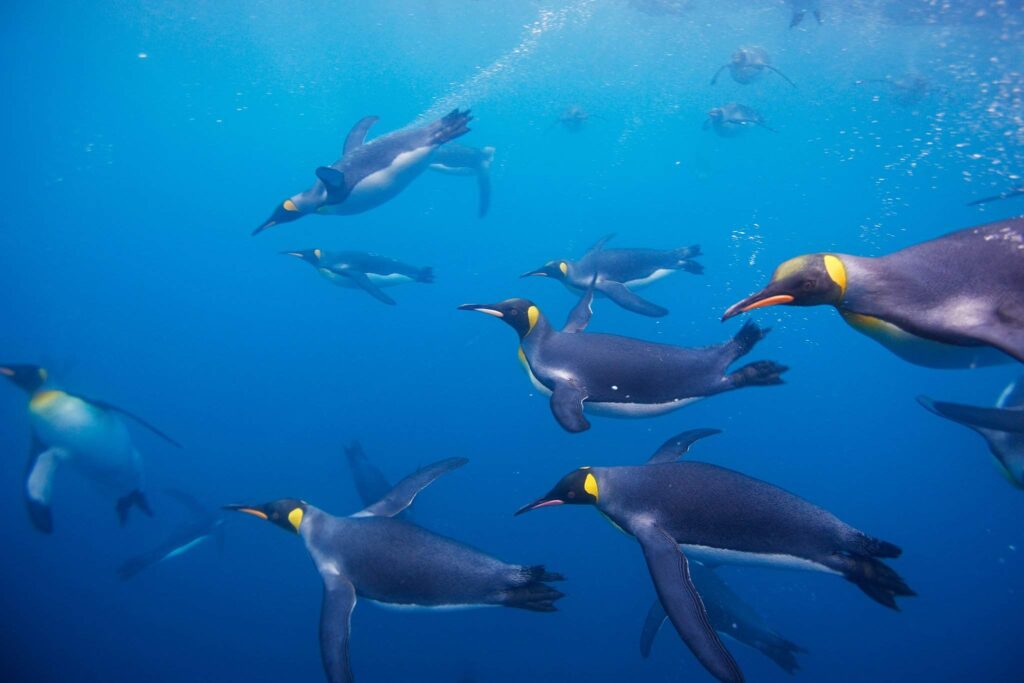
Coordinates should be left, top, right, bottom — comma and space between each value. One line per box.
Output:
227, 458, 563, 683
710, 46, 795, 87
119, 490, 225, 580
918, 378, 1024, 488
283, 249, 433, 305
1, 364, 180, 533
704, 103, 776, 136
517, 429, 913, 683
521, 233, 702, 317
255, 109, 472, 234
427, 143, 495, 217
458, 289, 786, 433
722, 217, 1024, 367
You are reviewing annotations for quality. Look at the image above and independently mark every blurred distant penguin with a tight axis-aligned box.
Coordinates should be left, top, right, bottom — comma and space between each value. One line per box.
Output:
517, 428, 913, 683
226, 458, 564, 683
722, 217, 1024, 368
554, 105, 595, 132
428, 143, 495, 217
710, 47, 795, 87
521, 233, 703, 317
255, 109, 472, 234
0, 364, 180, 533
458, 288, 786, 433
119, 490, 225, 579
968, 184, 1024, 207
918, 378, 1024, 488
704, 103, 776, 136
283, 249, 433, 305
788, 0, 822, 28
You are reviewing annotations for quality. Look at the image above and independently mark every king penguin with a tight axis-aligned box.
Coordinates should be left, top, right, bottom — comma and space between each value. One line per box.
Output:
226, 458, 564, 683
427, 142, 495, 217
282, 249, 433, 305
255, 109, 472, 234
458, 287, 786, 433
521, 233, 703, 317
1, 364, 180, 532
918, 377, 1024, 488
516, 428, 913, 683
722, 217, 1024, 368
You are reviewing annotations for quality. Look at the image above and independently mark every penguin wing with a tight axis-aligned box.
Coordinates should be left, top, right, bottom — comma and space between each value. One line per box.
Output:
998, 378, 1024, 409
73, 394, 182, 448
640, 598, 668, 658
354, 457, 468, 517
562, 282, 596, 333
583, 233, 617, 257
319, 576, 357, 683
597, 280, 669, 317
646, 429, 722, 464
343, 115, 379, 156
325, 267, 397, 305
918, 396, 1024, 434
633, 521, 744, 683
117, 523, 214, 580
25, 436, 62, 533
549, 379, 590, 433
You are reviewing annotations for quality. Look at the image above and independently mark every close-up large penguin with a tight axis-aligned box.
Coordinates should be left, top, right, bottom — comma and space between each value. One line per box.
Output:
722, 216, 1024, 368
282, 249, 434, 305
458, 288, 786, 432
0, 364, 180, 532
521, 233, 703, 317
254, 109, 472, 234
918, 377, 1024, 488
226, 458, 564, 683
516, 428, 913, 683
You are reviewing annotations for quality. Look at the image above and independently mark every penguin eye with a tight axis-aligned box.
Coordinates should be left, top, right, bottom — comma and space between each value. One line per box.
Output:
800, 279, 817, 291
567, 491, 576, 499
509, 309, 519, 317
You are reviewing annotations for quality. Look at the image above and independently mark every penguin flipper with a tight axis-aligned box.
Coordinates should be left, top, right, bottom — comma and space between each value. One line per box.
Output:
764, 64, 797, 88
646, 429, 722, 464
550, 380, 590, 433
25, 438, 62, 533
343, 115, 379, 155
997, 377, 1024, 409
315, 167, 351, 204
584, 233, 616, 256
354, 457, 468, 517
562, 282, 595, 333
640, 598, 668, 658
597, 281, 669, 317
633, 522, 744, 683
72, 394, 182, 448
918, 396, 1024, 434
319, 576, 357, 683
327, 268, 397, 305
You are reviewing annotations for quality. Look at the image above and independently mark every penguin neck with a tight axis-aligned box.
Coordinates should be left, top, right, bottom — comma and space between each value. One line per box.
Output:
829, 254, 877, 311
521, 313, 554, 345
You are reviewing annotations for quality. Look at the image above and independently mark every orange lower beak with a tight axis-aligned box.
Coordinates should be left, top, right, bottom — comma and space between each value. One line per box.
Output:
722, 293, 795, 320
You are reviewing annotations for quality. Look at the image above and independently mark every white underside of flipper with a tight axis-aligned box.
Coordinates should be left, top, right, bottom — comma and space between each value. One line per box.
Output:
681, 544, 839, 575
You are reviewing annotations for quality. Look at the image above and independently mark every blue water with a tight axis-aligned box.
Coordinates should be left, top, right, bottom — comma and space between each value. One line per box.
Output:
2, 2, 1022, 681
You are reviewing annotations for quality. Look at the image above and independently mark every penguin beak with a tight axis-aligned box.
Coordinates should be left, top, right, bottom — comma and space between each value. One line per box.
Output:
457, 304, 505, 318
0, 367, 13, 377
253, 201, 302, 236
520, 268, 547, 278
722, 287, 795, 321
514, 497, 564, 516
223, 504, 269, 520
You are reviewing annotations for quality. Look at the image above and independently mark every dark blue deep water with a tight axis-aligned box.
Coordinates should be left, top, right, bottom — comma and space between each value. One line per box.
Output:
2, 2, 1023, 682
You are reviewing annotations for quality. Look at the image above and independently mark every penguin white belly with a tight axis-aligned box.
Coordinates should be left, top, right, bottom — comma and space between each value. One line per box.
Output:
322, 146, 435, 215
318, 270, 413, 289
681, 544, 840, 575
623, 268, 675, 289
29, 391, 141, 491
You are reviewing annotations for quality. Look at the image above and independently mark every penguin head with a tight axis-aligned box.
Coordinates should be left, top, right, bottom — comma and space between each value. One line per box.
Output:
520, 261, 569, 281
282, 248, 323, 266
0, 364, 48, 393
708, 107, 724, 121
722, 253, 847, 320
254, 196, 305, 235
224, 499, 308, 534
458, 298, 544, 339
515, 468, 599, 515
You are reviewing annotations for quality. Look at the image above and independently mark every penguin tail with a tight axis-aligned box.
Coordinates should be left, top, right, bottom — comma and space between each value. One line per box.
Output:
858, 534, 902, 559
503, 565, 566, 612
672, 245, 703, 274
416, 267, 435, 284
727, 361, 788, 388
835, 552, 915, 610
116, 490, 154, 526
755, 634, 807, 675
430, 108, 473, 146
728, 320, 770, 358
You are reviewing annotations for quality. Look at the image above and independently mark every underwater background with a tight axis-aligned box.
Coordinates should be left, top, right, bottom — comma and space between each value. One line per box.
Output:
2, 1, 1023, 681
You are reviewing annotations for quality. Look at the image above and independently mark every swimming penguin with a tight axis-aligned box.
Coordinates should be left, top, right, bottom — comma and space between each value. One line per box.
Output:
516, 428, 913, 683
710, 47, 796, 88
788, 0, 822, 28
521, 233, 702, 317
968, 184, 1024, 207
0, 364, 180, 532
226, 458, 563, 683
721, 217, 1024, 368
255, 109, 472, 234
458, 288, 787, 433
704, 103, 776, 137
118, 489, 225, 580
553, 105, 596, 132
282, 249, 433, 305
918, 378, 1024, 488
427, 143, 495, 217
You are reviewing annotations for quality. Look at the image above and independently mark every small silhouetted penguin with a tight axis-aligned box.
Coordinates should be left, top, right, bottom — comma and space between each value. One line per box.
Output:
711, 46, 795, 87
226, 458, 563, 683
788, 0, 822, 28
1, 364, 180, 532
517, 428, 912, 683
722, 217, 1024, 367
283, 249, 433, 305
521, 233, 702, 317
704, 103, 776, 136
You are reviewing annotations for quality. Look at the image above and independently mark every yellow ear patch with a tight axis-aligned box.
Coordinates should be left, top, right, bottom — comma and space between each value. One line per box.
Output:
288, 507, 304, 531
313, 248, 322, 260
584, 472, 599, 501
283, 199, 299, 212
559, 262, 568, 275
823, 255, 847, 297
527, 305, 540, 333
39, 368, 48, 382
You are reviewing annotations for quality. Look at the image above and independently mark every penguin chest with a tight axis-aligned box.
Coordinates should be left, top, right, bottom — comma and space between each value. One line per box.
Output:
327, 146, 435, 214
681, 544, 839, 575
622, 268, 674, 289
318, 269, 413, 289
